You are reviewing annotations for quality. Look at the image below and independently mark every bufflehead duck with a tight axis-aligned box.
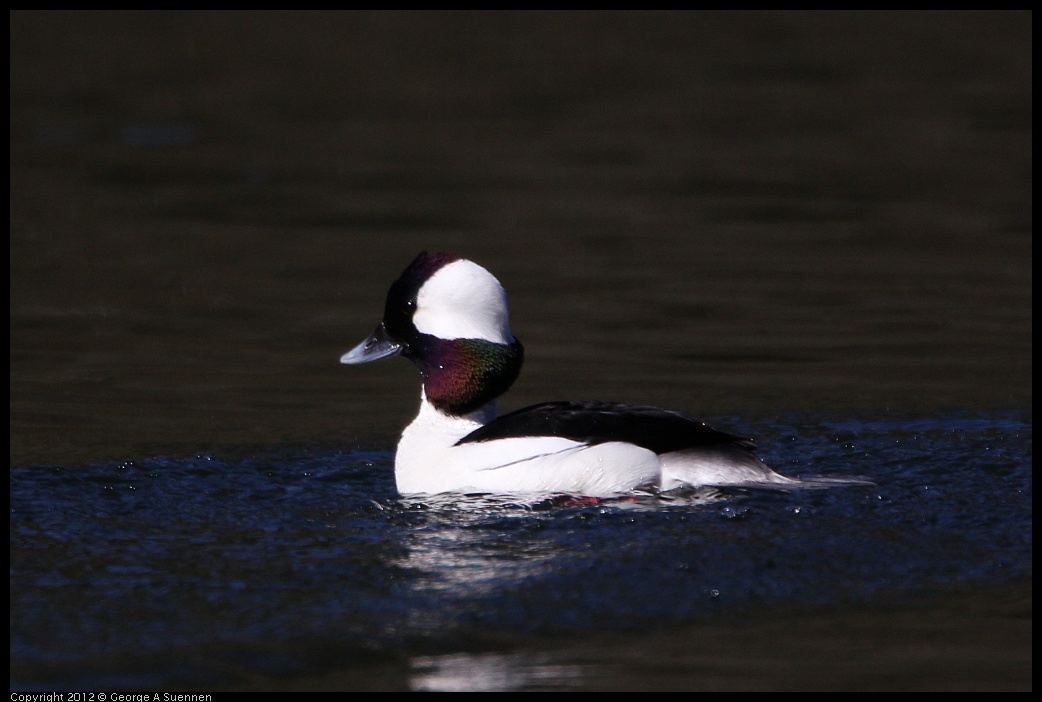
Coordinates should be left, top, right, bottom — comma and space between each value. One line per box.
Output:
342, 252, 798, 497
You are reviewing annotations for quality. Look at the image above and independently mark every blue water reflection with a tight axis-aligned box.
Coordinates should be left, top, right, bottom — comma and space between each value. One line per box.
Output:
9, 411, 1031, 689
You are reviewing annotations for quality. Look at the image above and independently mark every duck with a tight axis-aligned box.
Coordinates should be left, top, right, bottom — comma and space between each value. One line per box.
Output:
341, 251, 799, 497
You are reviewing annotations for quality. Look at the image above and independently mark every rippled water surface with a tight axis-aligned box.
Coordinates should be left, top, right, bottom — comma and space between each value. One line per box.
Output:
11, 412, 1031, 689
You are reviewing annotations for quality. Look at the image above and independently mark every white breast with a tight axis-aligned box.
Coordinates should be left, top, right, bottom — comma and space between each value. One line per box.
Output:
394, 399, 661, 497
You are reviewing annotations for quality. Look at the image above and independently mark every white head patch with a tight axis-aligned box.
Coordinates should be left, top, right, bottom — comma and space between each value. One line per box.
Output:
412, 259, 514, 344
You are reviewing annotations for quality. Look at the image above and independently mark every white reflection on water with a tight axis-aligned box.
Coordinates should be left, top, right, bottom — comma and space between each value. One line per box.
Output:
393, 489, 731, 596
393, 496, 560, 598
410, 651, 587, 692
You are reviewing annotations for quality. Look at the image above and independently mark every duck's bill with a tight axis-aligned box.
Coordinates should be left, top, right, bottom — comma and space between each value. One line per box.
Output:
340, 323, 403, 364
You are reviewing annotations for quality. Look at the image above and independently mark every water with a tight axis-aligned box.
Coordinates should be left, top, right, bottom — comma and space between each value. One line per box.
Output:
10, 412, 1031, 690
10, 11, 1031, 691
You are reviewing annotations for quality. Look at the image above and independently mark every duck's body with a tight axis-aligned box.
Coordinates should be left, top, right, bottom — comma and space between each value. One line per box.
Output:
342, 252, 797, 497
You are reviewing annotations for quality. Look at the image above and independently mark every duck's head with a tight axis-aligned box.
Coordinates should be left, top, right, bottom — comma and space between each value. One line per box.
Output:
341, 252, 524, 416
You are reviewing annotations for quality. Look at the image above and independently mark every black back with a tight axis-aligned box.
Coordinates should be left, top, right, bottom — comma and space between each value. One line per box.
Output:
456, 400, 753, 455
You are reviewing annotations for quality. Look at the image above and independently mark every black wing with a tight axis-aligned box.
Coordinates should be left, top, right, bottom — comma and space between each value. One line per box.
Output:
456, 400, 753, 455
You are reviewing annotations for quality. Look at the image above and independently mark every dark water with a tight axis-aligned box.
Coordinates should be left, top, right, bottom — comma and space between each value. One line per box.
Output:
9, 412, 1032, 689
10, 12, 1031, 691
